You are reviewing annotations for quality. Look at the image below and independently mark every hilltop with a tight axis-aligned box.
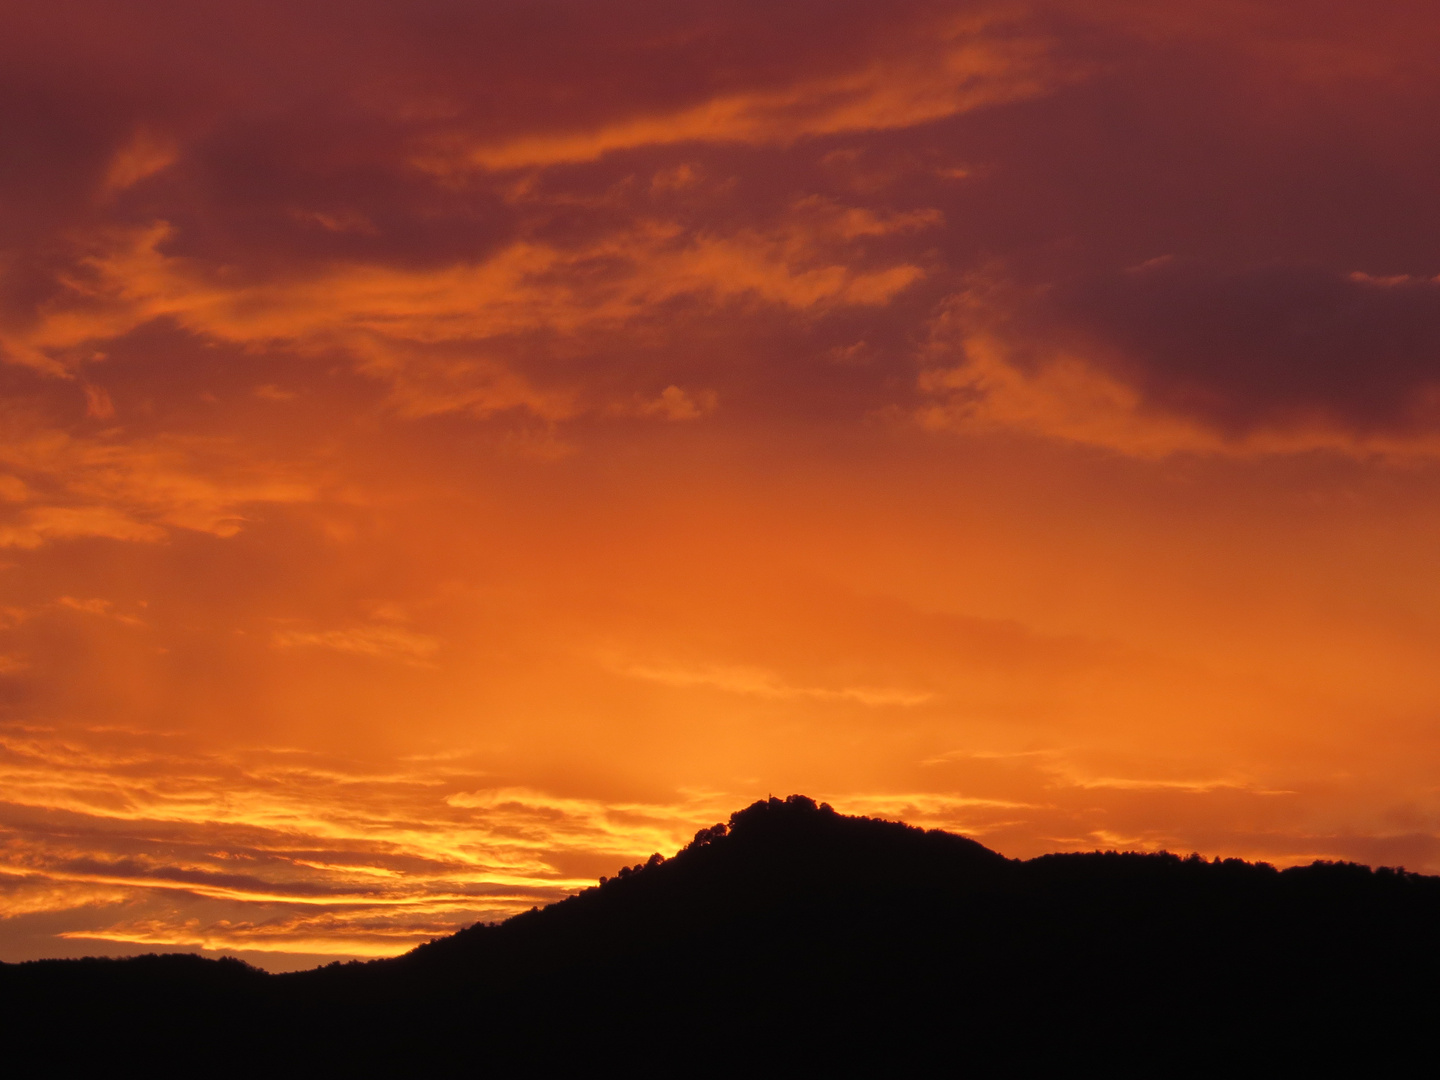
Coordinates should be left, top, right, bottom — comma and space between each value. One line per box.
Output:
4, 796, 1437, 1072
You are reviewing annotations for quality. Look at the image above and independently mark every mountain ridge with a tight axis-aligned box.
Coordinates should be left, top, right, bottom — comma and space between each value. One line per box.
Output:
4, 795, 1437, 1072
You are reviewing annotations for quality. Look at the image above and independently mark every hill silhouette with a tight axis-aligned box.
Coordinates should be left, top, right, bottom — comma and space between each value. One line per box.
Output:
4, 795, 1437, 1073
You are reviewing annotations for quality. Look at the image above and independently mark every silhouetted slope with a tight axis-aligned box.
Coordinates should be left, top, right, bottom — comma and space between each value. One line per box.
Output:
5, 796, 1439, 1073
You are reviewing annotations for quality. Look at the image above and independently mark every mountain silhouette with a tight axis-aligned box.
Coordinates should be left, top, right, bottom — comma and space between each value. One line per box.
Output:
4, 795, 1437, 1073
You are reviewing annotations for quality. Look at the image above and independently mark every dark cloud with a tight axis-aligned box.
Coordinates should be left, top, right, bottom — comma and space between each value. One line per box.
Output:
1044, 262, 1440, 433
886, 3, 1440, 444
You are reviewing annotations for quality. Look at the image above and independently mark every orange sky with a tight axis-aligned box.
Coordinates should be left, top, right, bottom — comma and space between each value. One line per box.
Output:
5, 0, 1440, 970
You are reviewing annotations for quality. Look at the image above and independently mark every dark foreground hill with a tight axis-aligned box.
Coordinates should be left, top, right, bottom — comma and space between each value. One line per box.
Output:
4, 796, 1438, 1073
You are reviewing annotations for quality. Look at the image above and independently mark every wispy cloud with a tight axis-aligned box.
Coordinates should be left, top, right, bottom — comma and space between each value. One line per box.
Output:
0, 726, 733, 957
271, 624, 441, 665
0, 413, 321, 549
616, 660, 933, 707
420, 15, 1059, 172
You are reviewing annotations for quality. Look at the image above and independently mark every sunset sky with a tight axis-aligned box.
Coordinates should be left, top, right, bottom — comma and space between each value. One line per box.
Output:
5, 0, 1440, 970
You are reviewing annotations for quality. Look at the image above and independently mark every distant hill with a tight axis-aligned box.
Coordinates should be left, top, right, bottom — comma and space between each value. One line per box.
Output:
4, 795, 1437, 1073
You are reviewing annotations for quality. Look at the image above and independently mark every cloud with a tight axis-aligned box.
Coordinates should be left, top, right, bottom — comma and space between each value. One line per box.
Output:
56, 596, 145, 627
1053, 773, 1292, 796
631, 386, 718, 422
0, 505, 167, 548
0, 413, 321, 548
81, 384, 115, 420
917, 265, 1440, 457
0, 875, 133, 919
826, 791, 1040, 828
271, 624, 441, 665
422, 12, 1058, 172
7, 208, 928, 425
616, 659, 933, 708
102, 129, 179, 194
1047, 262, 1440, 438
59, 912, 457, 958
0, 725, 733, 957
